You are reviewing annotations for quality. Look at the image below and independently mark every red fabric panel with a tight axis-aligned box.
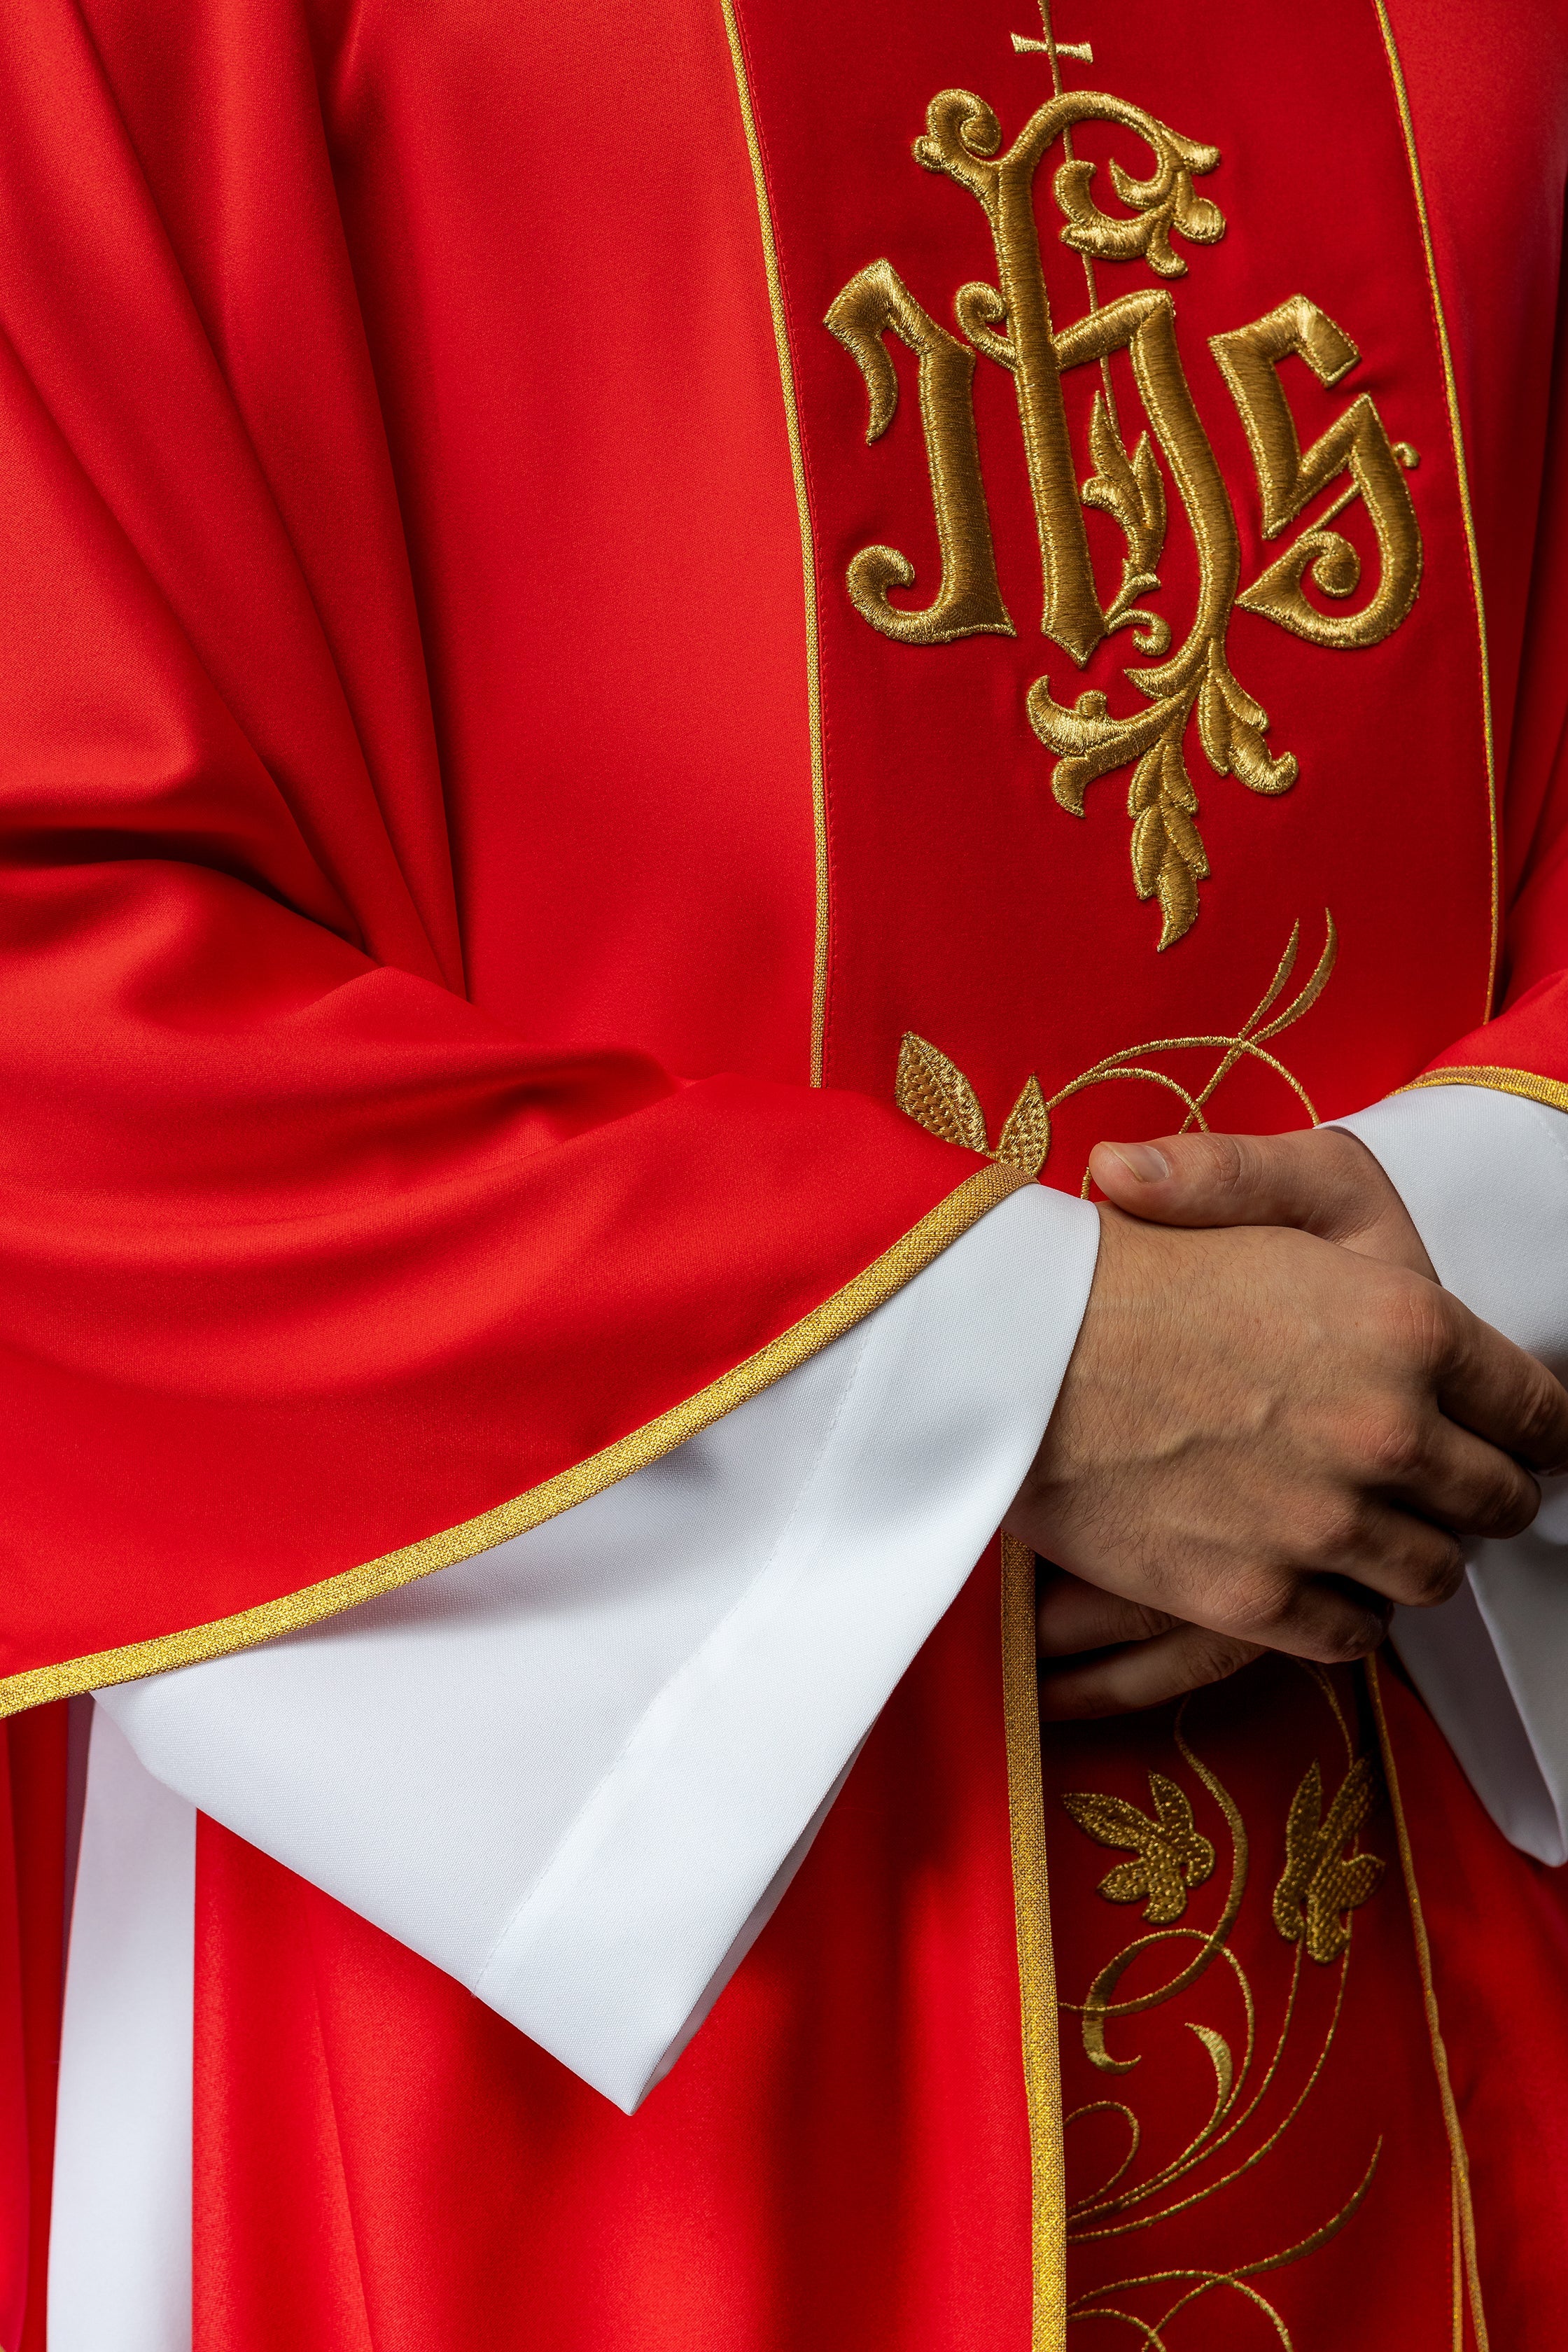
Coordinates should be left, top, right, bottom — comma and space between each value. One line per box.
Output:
0, 0, 988, 1683
0, 1708, 64, 2352
194, 1565, 1032, 2352
1379, 1661, 1568, 2351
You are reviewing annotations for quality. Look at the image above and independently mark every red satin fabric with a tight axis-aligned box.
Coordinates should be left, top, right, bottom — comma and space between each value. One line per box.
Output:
0, 0, 988, 1681
4, 0, 1567, 2339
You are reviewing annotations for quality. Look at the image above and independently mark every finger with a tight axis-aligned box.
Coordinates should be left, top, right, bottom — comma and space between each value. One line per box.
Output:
1086, 1127, 1434, 1273
1038, 1624, 1264, 1719
1036, 1571, 1179, 1658
1423, 1289, 1568, 1474
1189, 1562, 1392, 1662
1378, 1415, 1541, 1542
1284, 1499, 1467, 1611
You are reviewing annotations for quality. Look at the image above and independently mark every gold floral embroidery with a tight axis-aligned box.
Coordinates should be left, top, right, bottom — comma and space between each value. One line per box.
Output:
894, 911, 1335, 1185
1273, 1757, 1385, 1966
827, 36, 1423, 945
1057, 1669, 1387, 2342
1063, 1772, 1216, 1926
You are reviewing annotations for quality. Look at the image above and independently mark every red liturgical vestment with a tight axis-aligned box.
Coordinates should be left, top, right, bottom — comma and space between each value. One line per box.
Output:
4, 0, 1568, 2342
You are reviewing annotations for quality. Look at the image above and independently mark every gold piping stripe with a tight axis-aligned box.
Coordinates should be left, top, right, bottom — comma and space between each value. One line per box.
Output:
1371, 1, 1499, 1021
1002, 1533, 1068, 2351
0, 1166, 1026, 1721
1401, 1065, 1568, 1116
719, 0, 832, 1087
1366, 1656, 1490, 2350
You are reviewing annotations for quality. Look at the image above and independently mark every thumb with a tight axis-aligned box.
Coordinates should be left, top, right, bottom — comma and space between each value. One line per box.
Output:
1087, 1128, 1379, 1244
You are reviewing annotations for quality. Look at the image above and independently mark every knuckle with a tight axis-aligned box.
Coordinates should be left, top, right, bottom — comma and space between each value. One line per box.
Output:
1318, 1614, 1386, 1665
1478, 1466, 1540, 1540
1358, 1408, 1427, 1486
1183, 1630, 1259, 1687
1401, 1541, 1466, 1609
1196, 1132, 1247, 1198
1226, 1567, 1295, 1632
1301, 1495, 1372, 1564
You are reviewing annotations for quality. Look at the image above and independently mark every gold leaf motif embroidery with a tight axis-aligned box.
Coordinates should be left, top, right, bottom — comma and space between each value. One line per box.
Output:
894, 1031, 990, 1153
1064, 1770, 1216, 1924
894, 913, 1334, 1188
826, 48, 1423, 947
1050, 1663, 1390, 2339
1273, 1756, 1385, 1966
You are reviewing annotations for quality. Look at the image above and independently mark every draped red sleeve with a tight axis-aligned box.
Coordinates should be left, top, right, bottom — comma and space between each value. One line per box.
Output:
1410, 41, 1568, 1110
0, 0, 1009, 1706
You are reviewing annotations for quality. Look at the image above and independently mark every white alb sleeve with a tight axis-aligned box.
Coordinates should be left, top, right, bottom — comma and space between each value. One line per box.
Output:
99, 1180, 1099, 2111
1336, 1085, 1568, 1863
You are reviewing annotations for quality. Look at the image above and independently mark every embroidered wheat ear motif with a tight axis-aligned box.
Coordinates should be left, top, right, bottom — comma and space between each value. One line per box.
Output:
1273, 1756, 1385, 1964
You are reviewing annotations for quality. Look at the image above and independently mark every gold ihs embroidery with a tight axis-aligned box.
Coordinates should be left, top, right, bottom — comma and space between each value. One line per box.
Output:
1273, 1756, 1385, 1964
826, 56, 1424, 947
825, 261, 1014, 644
1063, 1771, 1215, 1925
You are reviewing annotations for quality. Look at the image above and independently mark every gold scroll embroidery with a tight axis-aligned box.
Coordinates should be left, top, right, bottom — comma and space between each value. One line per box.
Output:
826, 54, 1424, 946
895, 911, 1335, 1186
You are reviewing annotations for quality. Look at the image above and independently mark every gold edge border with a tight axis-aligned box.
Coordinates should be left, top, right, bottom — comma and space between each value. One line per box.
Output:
1366, 1654, 1490, 2351
1401, 1065, 1568, 1116
1371, 0, 1499, 1021
0, 1165, 1025, 1720
719, 0, 832, 1088
1002, 1533, 1068, 2352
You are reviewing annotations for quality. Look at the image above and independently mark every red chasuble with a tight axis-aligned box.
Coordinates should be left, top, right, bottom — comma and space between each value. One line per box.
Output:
1, 0, 1567, 2342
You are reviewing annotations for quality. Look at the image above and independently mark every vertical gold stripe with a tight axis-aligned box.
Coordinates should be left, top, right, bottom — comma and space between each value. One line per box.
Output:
1371, 1, 1499, 1021
1366, 1656, 1490, 2350
718, 0, 832, 1084
1002, 1534, 1068, 2350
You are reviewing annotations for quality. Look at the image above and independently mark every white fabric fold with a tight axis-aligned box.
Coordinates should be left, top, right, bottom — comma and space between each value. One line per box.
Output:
48, 1707, 195, 2352
102, 1180, 1099, 2110
1337, 1084, 1568, 1863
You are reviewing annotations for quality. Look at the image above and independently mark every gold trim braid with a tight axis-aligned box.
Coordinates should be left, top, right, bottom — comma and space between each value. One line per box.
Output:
0, 1166, 1026, 1721
1371, 0, 1499, 1021
1401, 1065, 1568, 1116
1002, 1533, 1068, 2350
1366, 1655, 1490, 2349
719, 0, 832, 1086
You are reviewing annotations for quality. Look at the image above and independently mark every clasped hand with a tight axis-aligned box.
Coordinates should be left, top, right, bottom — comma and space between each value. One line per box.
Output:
1009, 1126, 1568, 1717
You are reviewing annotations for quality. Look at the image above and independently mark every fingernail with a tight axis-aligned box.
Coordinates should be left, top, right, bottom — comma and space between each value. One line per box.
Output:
1107, 1142, 1170, 1184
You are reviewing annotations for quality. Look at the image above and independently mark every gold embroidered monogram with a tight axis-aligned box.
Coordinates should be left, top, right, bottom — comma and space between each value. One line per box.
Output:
895, 913, 1336, 1186
827, 52, 1423, 946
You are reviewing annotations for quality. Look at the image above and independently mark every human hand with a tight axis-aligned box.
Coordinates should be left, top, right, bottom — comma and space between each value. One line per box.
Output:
1086, 1123, 1437, 1281
1014, 1191, 1568, 1718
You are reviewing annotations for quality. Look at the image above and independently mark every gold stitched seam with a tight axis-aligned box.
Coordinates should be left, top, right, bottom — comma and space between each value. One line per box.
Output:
0, 1166, 1026, 1721
1371, 0, 1499, 1021
1366, 1655, 1490, 2350
719, 0, 832, 1086
1399, 1065, 1568, 1116
1002, 1533, 1068, 2351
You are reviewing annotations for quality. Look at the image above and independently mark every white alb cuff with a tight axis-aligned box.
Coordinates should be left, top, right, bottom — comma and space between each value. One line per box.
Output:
102, 1180, 1099, 2108
1336, 1085, 1568, 1862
